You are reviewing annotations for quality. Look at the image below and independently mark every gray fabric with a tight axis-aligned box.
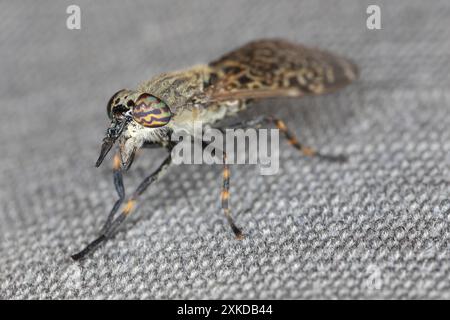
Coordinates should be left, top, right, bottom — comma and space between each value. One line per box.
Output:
1, 0, 450, 299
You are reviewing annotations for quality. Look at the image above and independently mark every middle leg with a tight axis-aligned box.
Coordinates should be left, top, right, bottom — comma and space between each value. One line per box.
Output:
221, 151, 243, 239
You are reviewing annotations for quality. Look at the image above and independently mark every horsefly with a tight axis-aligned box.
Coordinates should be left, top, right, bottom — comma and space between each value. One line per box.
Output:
71, 39, 358, 260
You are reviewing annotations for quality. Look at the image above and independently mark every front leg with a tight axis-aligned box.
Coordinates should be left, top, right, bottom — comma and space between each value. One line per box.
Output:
100, 153, 125, 234
100, 142, 163, 233
71, 153, 172, 261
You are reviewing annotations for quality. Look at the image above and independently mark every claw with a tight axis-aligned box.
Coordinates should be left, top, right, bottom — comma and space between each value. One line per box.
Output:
316, 152, 348, 163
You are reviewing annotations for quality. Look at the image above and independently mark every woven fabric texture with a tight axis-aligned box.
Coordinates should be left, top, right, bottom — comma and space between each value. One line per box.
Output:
1, 0, 450, 299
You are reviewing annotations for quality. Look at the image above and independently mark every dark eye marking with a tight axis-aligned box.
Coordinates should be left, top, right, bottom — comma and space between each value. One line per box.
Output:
127, 100, 135, 107
113, 104, 129, 115
107, 89, 127, 119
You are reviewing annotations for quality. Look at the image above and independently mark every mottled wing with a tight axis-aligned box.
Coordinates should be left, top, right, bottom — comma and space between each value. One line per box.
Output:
204, 39, 358, 102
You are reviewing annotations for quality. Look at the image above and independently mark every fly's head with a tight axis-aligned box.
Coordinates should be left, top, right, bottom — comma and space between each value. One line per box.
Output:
96, 89, 173, 169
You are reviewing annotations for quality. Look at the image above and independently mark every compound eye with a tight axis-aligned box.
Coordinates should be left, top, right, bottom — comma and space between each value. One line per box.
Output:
133, 93, 172, 128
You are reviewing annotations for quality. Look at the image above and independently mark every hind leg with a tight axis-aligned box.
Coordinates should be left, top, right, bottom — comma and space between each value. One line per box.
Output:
220, 115, 347, 162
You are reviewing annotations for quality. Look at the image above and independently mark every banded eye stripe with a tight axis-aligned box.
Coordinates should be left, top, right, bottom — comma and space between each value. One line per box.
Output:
133, 107, 170, 119
134, 113, 172, 126
134, 103, 166, 113
135, 94, 162, 106
134, 108, 160, 114
135, 116, 172, 127
132, 93, 172, 128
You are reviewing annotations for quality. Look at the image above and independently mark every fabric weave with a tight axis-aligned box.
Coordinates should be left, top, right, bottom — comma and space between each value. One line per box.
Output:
1, 0, 450, 299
